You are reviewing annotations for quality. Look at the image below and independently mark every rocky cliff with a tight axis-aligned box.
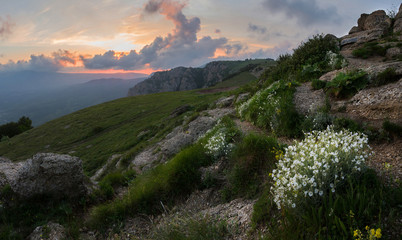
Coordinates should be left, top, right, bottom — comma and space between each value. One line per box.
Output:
128, 61, 242, 96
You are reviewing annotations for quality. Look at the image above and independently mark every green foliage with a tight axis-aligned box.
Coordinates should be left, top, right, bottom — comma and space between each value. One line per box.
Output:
371, 68, 400, 87
352, 42, 388, 59
261, 34, 340, 83
0, 116, 33, 139
382, 120, 402, 137
222, 134, 279, 201
237, 80, 302, 137
0, 195, 82, 239
151, 215, 234, 240
311, 79, 326, 90
251, 187, 275, 228
265, 169, 401, 240
0, 90, 224, 176
333, 117, 363, 133
326, 70, 368, 99
88, 144, 212, 229
93, 170, 136, 200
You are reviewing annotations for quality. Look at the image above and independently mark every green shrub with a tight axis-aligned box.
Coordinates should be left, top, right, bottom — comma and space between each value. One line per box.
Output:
237, 80, 301, 137
222, 134, 280, 201
352, 42, 388, 59
261, 34, 340, 83
267, 169, 399, 239
383, 120, 402, 137
151, 215, 234, 240
333, 117, 363, 133
271, 127, 371, 210
311, 79, 327, 90
88, 144, 212, 229
251, 187, 275, 228
200, 116, 241, 159
301, 111, 334, 132
326, 70, 368, 99
371, 68, 400, 87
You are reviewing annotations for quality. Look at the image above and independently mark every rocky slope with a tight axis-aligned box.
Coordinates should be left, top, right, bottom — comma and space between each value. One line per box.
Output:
127, 60, 270, 96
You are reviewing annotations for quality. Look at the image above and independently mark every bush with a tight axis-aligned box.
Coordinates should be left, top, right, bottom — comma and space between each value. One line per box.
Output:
150, 215, 234, 240
261, 34, 340, 83
88, 144, 212, 229
383, 120, 402, 137
94, 170, 136, 200
222, 134, 280, 200
237, 80, 301, 137
326, 70, 368, 99
352, 42, 388, 59
311, 79, 326, 90
271, 126, 371, 210
0, 116, 33, 139
200, 116, 240, 159
371, 68, 400, 87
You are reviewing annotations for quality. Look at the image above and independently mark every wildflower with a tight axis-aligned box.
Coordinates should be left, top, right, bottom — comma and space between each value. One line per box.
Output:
375, 228, 381, 238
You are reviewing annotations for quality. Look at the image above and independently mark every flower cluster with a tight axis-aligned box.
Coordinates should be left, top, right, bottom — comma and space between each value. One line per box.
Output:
203, 130, 233, 159
354, 226, 382, 239
200, 119, 236, 159
271, 126, 371, 209
326, 50, 347, 69
237, 81, 291, 132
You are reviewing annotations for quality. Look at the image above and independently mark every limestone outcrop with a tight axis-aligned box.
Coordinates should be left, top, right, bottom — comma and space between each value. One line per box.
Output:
0, 153, 89, 200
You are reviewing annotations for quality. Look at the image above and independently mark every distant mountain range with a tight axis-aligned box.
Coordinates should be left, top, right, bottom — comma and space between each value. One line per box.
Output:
0, 71, 147, 126
128, 59, 273, 96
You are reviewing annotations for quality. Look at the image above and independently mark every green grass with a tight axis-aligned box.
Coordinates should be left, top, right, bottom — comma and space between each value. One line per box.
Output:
87, 144, 212, 229
212, 71, 257, 89
0, 90, 224, 176
222, 134, 280, 201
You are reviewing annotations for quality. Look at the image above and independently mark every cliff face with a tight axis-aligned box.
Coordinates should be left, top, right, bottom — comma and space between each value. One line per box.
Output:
127, 61, 229, 96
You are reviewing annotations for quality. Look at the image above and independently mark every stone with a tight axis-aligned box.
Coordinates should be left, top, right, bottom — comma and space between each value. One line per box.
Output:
28, 222, 66, 240
293, 82, 326, 116
349, 26, 362, 34
170, 105, 192, 118
236, 93, 250, 103
357, 14, 369, 29
215, 96, 235, 107
363, 10, 391, 32
394, 18, 402, 34
395, 3, 402, 20
0, 153, 89, 200
386, 47, 402, 59
340, 29, 384, 47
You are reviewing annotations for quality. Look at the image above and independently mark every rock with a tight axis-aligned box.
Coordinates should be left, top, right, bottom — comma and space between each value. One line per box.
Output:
170, 104, 192, 118
0, 153, 89, 200
346, 79, 402, 126
341, 10, 392, 47
319, 69, 343, 82
395, 3, 402, 20
127, 61, 230, 96
293, 82, 326, 116
394, 18, 402, 34
236, 93, 250, 103
131, 108, 235, 171
349, 26, 362, 34
215, 96, 235, 107
28, 222, 66, 240
340, 29, 384, 47
363, 10, 391, 31
386, 47, 402, 59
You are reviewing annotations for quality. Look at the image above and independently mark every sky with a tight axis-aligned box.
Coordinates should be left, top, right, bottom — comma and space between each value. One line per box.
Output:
0, 0, 400, 75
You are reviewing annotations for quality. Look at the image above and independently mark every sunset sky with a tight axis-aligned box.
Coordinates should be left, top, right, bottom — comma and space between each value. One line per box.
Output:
0, 0, 400, 74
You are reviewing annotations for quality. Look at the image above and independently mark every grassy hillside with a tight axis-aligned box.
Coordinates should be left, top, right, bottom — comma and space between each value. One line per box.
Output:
0, 90, 225, 175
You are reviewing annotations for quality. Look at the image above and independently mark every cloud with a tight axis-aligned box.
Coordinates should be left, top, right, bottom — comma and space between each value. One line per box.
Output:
262, 0, 340, 26
0, 15, 15, 40
81, 0, 239, 70
215, 29, 221, 34
248, 23, 267, 35
0, 50, 79, 72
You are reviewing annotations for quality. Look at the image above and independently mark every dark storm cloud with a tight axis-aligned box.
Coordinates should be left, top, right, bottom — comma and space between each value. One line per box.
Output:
248, 23, 267, 35
0, 15, 15, 39
0, 54, 62, 72
215, 29, 221, 34
0, 50, 79, 72
262, 0, 340, 26
81, 0, 238, 70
